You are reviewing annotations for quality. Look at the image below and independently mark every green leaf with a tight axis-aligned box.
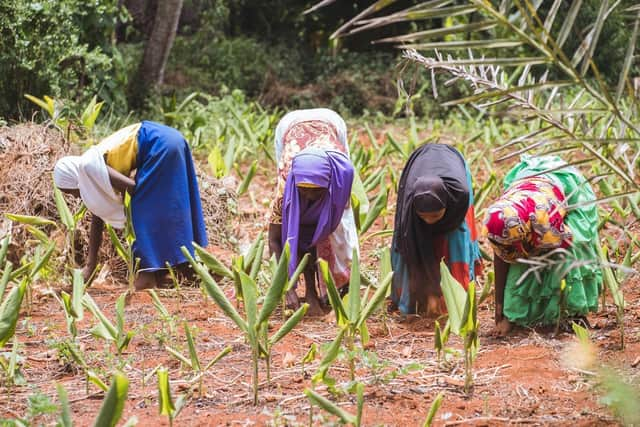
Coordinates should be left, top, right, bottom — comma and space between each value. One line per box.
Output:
356, 271, 392, 330
208, 146, 227, 178
599, 245, 625, 310
244, 233, 264, 274
71, 269, 84, 321
439, 261, 467, 335
183, 247, 248, 333
312, 326, 346, 384
148, 289, 171, 319
423, 392, 444, 427
203, 346, 232, 372
269, 303, 309, 346
351, 171, 370, 226
54, 185, 75, 230
375, 20, 497, 44
80, 96, 104, 131
237, 160, 257, 196
360, 182, 388, 234
347, 249, 361, 323
4, 213, 56, 227
459, 280, 476, 338
157, 368, 175, 417
25, 225, 50, 244
193, 243, 233, 279
258, 244, 292, 325
434, 320, 443, 354
319, 259, 347, 325
57, 383, 73, 427
24, 94, 55, 117
87, 370, 108, 392
556, 0, 583, 48
106, 224, 129, 264
304, 388, 357, 425
165, 346, 192, 368
249, 236, 264, 281
184, 322, 201, 372
406, 38, 523, 50
356, 381, 365, 426
239, 271, 258, 338
82, 294, 117, 341
93, 372, 129, 427
0, 279, 27, 347
30, 242, 55, 279
0, 261, 13, 301
302, 343, 318, 365
571, 321, 591, 345
115, 293, 127, 337
0, 234, 10, 266
286, 252, 309, 293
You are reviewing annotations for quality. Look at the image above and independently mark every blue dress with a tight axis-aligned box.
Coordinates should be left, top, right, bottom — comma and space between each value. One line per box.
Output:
131, 121, 208, 270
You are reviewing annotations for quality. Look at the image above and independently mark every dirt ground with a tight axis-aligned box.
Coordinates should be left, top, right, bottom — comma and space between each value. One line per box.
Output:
1, 128, 639, 426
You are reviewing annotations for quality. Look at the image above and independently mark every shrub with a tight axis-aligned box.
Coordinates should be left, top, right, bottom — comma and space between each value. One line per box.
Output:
0, 0, 126, 118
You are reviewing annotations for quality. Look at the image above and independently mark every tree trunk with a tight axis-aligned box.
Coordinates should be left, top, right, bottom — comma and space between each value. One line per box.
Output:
129, 0, 183, 109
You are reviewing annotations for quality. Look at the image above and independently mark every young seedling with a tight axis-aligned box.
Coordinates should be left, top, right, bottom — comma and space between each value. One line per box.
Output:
0, 277, 28, 348
423, 392, 445, 427
54, 269, 85, 339
148, 289, 178, 338
157, 367, 186, 427
0, 337, 26, 389
304, 382, 364, 427
314, 250, 393, 383
93, 371, 129, 427
166, 322, 232, 397
182, 242, 309, 405
105, 193, 139, 292
599, 244, 626, 349
440, 261, 479, 395
82, 292, 134, 355
434, 319, 451, 363
301, 343, 318, 377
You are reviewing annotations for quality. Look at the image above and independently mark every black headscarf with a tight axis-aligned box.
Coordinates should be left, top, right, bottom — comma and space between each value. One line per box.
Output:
392, 143, 469, 312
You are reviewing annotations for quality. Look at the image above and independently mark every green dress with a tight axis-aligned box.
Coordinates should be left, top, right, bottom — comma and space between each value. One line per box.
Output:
502, 156, 602, 326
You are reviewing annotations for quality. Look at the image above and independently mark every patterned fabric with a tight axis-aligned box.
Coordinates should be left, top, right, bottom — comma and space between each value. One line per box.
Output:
270, 120, 347, 224
483, 177, 572, 263
489, 155, 602, 326
269, 115, 357, 290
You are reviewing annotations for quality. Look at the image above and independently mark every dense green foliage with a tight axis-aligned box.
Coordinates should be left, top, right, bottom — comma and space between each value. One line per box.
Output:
2, 0, 638, 119
0, 0, 128, 118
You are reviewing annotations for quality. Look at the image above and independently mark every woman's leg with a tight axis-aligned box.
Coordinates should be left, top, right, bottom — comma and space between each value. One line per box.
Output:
303, 247, 324, 316
135, 271, 157, 290
494, 255, 513, 335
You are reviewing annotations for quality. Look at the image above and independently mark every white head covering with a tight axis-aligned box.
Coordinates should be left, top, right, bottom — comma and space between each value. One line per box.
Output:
53, 156, 81, 189
53, 147, 126, 229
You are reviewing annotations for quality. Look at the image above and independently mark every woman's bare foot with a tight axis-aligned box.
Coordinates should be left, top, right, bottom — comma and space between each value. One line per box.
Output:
305, 297, 325, 317
494, 318, 514, 336
285, 288, 301, 310
134, 271, 157, 291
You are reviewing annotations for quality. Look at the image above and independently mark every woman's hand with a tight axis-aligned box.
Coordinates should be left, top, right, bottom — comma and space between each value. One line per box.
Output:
268, 223, 283, 259
106, 165, 136, 196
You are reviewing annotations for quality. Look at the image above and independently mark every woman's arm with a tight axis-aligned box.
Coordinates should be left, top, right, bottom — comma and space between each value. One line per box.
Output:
83, 214, 104, 282
268, 223, 283, 259
493, 254, 509, 324
106, 165, 136, 195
